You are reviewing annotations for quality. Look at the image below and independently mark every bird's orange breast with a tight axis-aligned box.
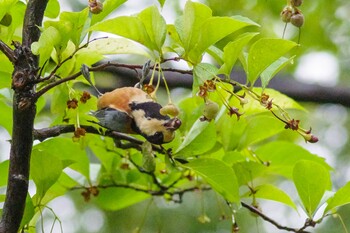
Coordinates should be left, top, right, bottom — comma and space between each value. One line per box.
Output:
97, 87, 154, 114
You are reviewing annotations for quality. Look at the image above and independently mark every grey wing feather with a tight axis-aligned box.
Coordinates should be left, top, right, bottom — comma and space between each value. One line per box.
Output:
90, 108, 133, 133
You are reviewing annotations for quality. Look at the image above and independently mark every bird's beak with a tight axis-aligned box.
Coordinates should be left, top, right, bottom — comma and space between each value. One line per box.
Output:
164, 117, 181, 131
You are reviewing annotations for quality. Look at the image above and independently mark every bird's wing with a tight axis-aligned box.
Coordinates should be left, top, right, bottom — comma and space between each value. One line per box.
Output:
91, 107, 133, 133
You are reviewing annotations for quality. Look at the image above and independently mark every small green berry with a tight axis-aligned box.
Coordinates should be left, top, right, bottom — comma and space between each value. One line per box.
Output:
201, 100, 219, 122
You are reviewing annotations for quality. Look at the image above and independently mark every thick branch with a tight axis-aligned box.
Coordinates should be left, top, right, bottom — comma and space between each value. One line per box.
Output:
22, 0, 48, 47
0, 0, 48, 232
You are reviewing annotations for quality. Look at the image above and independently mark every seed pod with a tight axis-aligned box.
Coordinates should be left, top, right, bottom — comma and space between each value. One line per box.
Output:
291, 12, 304, 27
280, 6, 293, 23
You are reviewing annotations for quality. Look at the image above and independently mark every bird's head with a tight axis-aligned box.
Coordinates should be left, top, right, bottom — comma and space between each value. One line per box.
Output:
130, 102, 182, 144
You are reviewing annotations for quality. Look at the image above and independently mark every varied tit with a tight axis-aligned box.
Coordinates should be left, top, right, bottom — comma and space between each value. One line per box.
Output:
91, 87, 181, 144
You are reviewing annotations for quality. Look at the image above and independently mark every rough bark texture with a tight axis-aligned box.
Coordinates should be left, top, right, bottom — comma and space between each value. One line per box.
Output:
0, 0, 48, 232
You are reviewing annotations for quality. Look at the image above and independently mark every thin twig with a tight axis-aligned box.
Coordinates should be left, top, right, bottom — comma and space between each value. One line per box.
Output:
241, 202, 311, 233
35, 37, 108, 83
34, 62, 193, 99
0, 40, 15, 63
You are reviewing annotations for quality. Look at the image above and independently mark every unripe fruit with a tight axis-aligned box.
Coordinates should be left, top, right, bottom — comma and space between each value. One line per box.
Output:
160, 103, 180, 117
291, 12, 304, 28
201, 100, 219, 121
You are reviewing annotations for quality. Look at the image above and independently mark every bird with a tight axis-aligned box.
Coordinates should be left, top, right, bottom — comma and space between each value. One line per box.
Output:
91, 87, 181, 144
81, 64, 181, 144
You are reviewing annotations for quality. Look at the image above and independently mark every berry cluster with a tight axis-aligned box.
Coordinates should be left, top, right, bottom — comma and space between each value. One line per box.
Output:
281, 0, 304, 28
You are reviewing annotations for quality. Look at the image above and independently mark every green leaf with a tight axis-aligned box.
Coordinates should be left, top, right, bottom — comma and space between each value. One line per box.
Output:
157, 0, 166, 7
325, 181, 350, 214
31, 26, 61, 67
94, 187, 150, 211
0, 0, 17, 20
218, 32, 259, 77
20, 195, 35, 229
31, 149, 63, 199
33, 138, 90, 179
260, 56, 295, 89
184, 158, 240, 203
255, 141, 331, 179
137, 5, 167, 53
59, 9, 90, 47
247, 38, 297, 84
175, 1, 255, 64
89, 137, 121, 174
90, 0, 126, 26
0, 72, 11, 89
206, 45, 224, 65
174, 120, 216, 157
44, 0, 60, 18
193, 63, 218, 95
217, 114, 247, 151
242, 184, 297, 210
293, 160, 331, 217
90, 16, 151, 47
90, 6, 167, 58
188, 17, 252, 63
238, 114, 285, 149
0, 96, 12, 134
37, 172, 79, 205
231, 88, 304, 116
85, 37, 150, 57
0, 160, 9, 187
176, 1, 212, 55
233, 161, 267, 186
0, 194, 5, 202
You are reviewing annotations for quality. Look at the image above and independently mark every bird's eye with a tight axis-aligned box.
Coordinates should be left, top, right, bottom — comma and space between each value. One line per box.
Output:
146, 117, 152, 121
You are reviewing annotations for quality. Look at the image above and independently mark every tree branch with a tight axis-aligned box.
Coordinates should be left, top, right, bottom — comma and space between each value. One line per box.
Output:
33, 124, 165, 154
34, 61, 193, 100
0, 0, 48, 232
241, 202, 312, 233
100, 65, 350, 108
0, 41, 15, 63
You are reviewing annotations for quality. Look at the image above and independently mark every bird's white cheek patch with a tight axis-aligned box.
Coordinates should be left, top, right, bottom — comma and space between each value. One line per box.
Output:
131, 110, 166, 135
